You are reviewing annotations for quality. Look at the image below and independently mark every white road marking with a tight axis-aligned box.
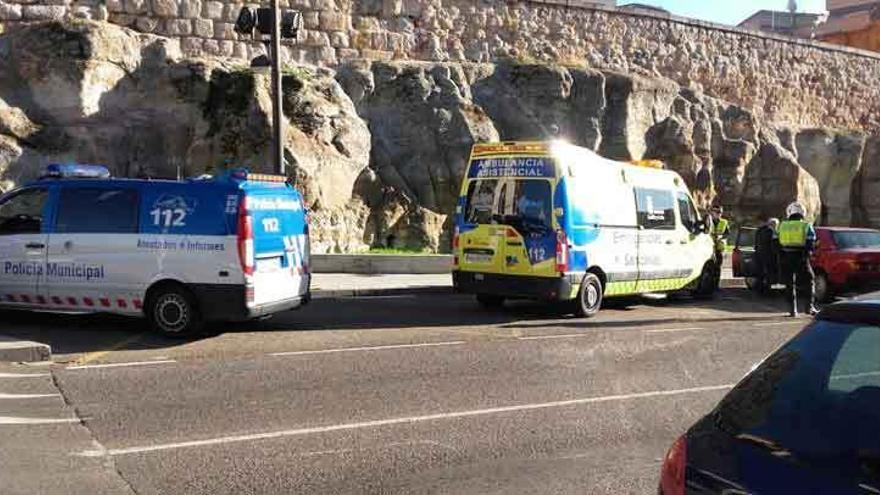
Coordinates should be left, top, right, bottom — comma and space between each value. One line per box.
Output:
645, 327, 704, 334
754, 321, 802, 327
519, 327, 706, 340
270, 341, 466, 357
66, 360, 176, 370
517, 333, 590, 341
0, 393, 60, 399
77, 382, 734, 457
0, 416, 80, 425
0, 372, 50, 378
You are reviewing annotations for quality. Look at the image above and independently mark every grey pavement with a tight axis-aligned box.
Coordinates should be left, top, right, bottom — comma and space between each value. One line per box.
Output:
0, 288, 807, 494
0, 362, 133, 495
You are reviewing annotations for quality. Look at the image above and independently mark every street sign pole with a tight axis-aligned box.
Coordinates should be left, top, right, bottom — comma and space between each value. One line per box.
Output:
270, 0, 284, 176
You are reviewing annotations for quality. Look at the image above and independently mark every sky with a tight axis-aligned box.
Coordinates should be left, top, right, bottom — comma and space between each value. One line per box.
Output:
623, 0, 828, 26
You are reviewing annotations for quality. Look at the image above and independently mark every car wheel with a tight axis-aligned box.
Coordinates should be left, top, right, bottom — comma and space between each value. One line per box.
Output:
147, 285, 202, 336
476, 294, 505, 309
573, 273, 603, 318
745, 277, 759, 291
692, 261, 717, 300
815, 272, 833, 303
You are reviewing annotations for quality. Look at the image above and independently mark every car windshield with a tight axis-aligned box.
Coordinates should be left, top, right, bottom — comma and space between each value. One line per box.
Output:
464, 178, 553, 233
833, 231, 880, 249
737, 227, 756, 249
713, 320, 880, 463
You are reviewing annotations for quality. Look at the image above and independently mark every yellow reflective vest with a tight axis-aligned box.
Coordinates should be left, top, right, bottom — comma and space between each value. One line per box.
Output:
713, 218, 729, 251
778, 220, 809, 248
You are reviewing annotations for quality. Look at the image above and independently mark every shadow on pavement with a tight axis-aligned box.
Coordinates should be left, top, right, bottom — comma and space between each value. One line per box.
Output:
0, 288, 808, 355
0, 310, 189, 356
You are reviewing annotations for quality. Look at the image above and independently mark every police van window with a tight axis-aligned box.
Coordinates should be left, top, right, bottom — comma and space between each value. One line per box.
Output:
636, 188, 675, 230
676, 192, 698, 230
56, 188, 139, 234
0, 188, 48, 235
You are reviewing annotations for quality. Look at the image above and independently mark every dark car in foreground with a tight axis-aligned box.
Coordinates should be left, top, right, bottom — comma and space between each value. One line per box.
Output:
659, 296, 880, 495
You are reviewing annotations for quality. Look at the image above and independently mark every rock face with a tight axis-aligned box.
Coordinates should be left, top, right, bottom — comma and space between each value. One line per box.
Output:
3, 21, 880, 253
795, 129, 866, 226
852, 137, 880, 229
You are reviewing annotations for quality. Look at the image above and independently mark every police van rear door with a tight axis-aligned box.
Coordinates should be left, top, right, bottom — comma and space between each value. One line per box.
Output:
242, 180, 309, 307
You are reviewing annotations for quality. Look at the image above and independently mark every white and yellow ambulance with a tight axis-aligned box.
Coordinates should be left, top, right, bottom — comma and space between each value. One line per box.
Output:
452, 141, 716, 316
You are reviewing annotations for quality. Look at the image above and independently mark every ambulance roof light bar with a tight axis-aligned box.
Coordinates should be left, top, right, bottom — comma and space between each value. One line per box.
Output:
225, 168, 289, 183
41, 163, 111, 180
629, 159, 665, 169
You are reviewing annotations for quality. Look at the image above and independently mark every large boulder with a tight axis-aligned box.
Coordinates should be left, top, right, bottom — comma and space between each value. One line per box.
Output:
471, 63, 605, 150
0, 21, 373, 253
852, 136, 880, 229
343, 61, 498, 250
739, 141, 821, 223
796, 129, 865, 226
600, 72, 678, 161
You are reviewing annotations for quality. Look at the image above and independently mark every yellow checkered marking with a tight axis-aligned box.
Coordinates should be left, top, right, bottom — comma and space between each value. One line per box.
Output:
604, 275, 699, 298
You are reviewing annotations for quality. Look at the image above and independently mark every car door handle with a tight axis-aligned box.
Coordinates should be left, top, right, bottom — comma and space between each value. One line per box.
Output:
680, 240, 688, 245
665, 240, 674, 245
25, 242, 45, 249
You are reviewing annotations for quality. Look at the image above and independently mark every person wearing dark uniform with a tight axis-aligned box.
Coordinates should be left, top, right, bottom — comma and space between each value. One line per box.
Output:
777, 202, 817, 317
710, 205, 730, 290
754, 217, 779, 294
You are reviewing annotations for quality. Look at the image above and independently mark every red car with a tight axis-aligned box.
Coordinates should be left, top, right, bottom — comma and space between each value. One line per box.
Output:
812, 227, 880, 301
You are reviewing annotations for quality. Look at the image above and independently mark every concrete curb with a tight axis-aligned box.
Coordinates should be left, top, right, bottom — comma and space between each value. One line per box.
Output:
313, 286, 454, 299
311, 254, 452, 274
0, 336, 51, 363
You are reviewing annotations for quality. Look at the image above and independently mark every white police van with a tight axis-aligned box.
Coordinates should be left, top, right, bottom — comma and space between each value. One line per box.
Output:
0, 164, 311, 335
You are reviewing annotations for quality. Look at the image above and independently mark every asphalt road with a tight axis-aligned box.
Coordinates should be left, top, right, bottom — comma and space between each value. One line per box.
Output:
0, 290, 807, 494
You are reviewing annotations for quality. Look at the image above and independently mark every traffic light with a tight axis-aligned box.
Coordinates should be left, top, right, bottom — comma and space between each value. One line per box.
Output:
280, 11, 303, 39
233, 6, 301, 39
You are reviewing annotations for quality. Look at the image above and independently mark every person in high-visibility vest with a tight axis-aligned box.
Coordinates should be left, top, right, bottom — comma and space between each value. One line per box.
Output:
778, 202, 818, 317
710, 205, 730, 290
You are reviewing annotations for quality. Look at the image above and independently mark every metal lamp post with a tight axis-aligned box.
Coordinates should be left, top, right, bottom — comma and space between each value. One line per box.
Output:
234, 4, 302, 176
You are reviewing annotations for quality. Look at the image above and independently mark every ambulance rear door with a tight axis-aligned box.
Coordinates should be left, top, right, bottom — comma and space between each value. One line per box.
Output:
458, 156, 558, 278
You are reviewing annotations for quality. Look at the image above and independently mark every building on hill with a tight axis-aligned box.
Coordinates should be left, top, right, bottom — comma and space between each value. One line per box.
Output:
817, 0, 880, 51
738, 9, 824, 38
618, 3, 670, 16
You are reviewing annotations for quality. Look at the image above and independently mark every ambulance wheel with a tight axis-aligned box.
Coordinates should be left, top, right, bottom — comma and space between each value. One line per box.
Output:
573, 273, 603, 318
692, 262, 717, 300
476, 294, 505, 309
147, 284, 202, 337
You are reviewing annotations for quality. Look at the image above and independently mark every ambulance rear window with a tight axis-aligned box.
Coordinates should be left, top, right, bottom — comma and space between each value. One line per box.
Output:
464, 178, 552, 229
56, 187, 139, 234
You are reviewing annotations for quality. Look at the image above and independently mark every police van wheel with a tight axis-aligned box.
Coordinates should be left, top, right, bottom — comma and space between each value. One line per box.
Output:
476, 294, 505, 309
147, 285, 202, 336
574, 273, 603, 318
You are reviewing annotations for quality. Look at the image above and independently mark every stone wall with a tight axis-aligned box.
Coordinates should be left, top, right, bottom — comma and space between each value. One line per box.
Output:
2, 1, 880, 136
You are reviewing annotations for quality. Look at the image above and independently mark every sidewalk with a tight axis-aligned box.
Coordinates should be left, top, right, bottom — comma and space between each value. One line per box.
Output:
311, 273, 453, 298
